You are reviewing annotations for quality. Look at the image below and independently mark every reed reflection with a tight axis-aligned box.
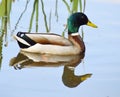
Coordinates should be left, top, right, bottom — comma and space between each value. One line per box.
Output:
10, 51, 92, 88
0, 33, 3, 69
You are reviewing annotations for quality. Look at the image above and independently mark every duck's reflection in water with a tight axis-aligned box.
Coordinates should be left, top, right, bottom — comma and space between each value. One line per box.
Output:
62, 66, 92, 88
10, 51, 92, 88
62, 53, 92, 88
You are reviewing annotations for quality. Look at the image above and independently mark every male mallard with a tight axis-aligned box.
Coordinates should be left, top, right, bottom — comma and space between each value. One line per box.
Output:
14, 12, 97, 55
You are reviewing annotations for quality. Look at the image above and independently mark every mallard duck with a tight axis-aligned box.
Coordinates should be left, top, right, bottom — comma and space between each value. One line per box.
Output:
14, 12, 97, 55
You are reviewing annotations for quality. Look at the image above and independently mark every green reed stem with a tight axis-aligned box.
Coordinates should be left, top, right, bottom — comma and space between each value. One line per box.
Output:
83, 0, 86, 13
72, 0, 78, 13
4, 0, 8, 46
62, 25, 67, 37
49, 11, 51, 31
12, 0, 30, 34
81, 27, 84, 39
55, 0, 58, 21
0, 33, 4, 70
29, 0, 36, 32
36, 0, 39, 32
62, 0, 71, 13
79, 0, 82, 12
41, 0, 49, 32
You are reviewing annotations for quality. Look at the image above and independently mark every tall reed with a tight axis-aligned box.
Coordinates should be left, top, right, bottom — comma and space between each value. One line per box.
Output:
0, 0, 13, 68
0, 0, 12, 42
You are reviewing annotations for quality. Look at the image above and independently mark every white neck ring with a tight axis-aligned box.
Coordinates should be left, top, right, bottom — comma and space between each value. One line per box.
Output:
70, 32, 79, 36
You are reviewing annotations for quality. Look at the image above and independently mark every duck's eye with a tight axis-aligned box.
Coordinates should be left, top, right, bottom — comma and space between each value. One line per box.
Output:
81, 15, 84, 19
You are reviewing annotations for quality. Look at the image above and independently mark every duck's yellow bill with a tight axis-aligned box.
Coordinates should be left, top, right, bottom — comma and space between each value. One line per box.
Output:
87, 20, 98, 28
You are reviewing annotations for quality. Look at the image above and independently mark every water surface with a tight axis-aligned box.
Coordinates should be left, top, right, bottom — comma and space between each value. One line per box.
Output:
0, 0, 120, 97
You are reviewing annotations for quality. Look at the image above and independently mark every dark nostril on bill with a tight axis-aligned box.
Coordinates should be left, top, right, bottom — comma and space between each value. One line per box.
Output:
17, 32, 24, 37
17, 32, 21, 36
20, 33, 24, 37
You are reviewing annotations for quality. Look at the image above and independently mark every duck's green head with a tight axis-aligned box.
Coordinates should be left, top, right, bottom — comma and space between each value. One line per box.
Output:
67, 12, 97, 34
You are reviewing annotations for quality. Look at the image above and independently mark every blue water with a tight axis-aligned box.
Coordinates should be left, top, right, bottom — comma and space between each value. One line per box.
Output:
0, 0, 120, 97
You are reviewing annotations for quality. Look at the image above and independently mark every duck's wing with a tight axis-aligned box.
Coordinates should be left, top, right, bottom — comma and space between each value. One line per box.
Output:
14, 32, 72, 47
